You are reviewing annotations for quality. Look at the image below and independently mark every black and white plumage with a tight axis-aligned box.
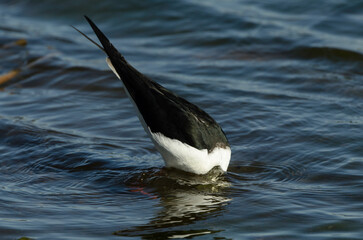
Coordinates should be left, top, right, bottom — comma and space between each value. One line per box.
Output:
80, 16, 231, 175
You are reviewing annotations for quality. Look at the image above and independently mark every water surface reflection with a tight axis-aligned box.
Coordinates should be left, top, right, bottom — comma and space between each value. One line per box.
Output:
116, 168, 231, 238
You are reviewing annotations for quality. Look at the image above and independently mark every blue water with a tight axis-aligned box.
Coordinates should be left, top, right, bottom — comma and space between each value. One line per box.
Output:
1, 1, 362, 239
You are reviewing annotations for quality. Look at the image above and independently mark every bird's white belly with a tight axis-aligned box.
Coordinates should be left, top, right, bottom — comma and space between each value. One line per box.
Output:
150, 131, 231, 175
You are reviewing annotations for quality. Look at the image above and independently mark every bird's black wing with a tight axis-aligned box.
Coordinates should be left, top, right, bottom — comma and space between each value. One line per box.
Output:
85, 16, 229, 151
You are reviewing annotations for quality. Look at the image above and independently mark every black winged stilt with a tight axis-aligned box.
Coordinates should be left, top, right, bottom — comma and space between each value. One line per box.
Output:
74, 16, 231, 175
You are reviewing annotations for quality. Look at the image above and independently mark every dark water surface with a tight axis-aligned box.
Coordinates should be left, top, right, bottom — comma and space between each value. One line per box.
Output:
1, 1, 362, 239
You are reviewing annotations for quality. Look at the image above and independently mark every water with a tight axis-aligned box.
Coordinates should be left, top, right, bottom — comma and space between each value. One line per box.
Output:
1, 0, 362, 239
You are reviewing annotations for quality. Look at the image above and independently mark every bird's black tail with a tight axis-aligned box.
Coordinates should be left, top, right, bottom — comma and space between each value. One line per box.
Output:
84, 15, 126, 64
81, 15, 151, 103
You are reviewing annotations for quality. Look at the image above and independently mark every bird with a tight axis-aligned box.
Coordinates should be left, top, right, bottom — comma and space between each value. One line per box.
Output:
74, 16, 231, 175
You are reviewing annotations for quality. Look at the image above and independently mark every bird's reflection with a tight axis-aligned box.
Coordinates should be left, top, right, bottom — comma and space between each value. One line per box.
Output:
116, 167, 232, 239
